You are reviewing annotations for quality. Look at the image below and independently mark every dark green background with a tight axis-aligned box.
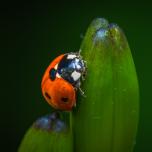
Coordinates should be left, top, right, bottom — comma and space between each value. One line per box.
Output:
2, 1, 152, 152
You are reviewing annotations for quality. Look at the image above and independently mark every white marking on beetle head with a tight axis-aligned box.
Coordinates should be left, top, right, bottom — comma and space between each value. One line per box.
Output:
75, 58, 79, 62
54, 64, 58, 70
67, 54, 76, 59
56, 73, 61, 78
76, 64, 81, 69
71, 71, 81, 81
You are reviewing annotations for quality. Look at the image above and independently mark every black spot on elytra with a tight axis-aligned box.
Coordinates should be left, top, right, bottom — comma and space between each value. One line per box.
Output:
61, 97, 68, 102
49, 68, 57, 81
45, 92, 51, 99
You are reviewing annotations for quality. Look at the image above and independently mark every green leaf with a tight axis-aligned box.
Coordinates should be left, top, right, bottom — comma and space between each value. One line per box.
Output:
72, 18, 139, 152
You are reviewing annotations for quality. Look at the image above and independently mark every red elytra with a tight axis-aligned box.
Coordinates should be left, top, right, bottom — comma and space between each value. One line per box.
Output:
41, 54, 76, 111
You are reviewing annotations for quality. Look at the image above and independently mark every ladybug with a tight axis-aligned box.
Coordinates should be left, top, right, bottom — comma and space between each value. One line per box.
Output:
41, 52, 86, 111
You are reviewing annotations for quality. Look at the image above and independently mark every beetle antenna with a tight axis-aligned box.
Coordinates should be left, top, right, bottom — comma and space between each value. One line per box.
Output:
78, 49, 82, 55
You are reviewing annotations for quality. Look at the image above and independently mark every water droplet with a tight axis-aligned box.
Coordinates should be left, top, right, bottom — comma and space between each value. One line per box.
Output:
122, 88, 127, 92
94, 29, 109, 42
119, 46, 123, 51
119, 66, 123, 70
133, 140, 136, 146
131, 110, 136, 113
114, 87, 117, 91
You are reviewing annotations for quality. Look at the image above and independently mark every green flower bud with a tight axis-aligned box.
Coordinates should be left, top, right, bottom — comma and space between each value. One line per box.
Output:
18, 112, 73, 152
72, 18, 139, 152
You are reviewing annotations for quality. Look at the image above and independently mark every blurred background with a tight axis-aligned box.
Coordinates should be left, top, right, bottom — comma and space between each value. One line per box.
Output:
2, 1, 152, 151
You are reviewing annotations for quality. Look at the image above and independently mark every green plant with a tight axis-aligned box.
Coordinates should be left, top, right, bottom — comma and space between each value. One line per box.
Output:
18, 18, 139, 152
18, 112, 73, 152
